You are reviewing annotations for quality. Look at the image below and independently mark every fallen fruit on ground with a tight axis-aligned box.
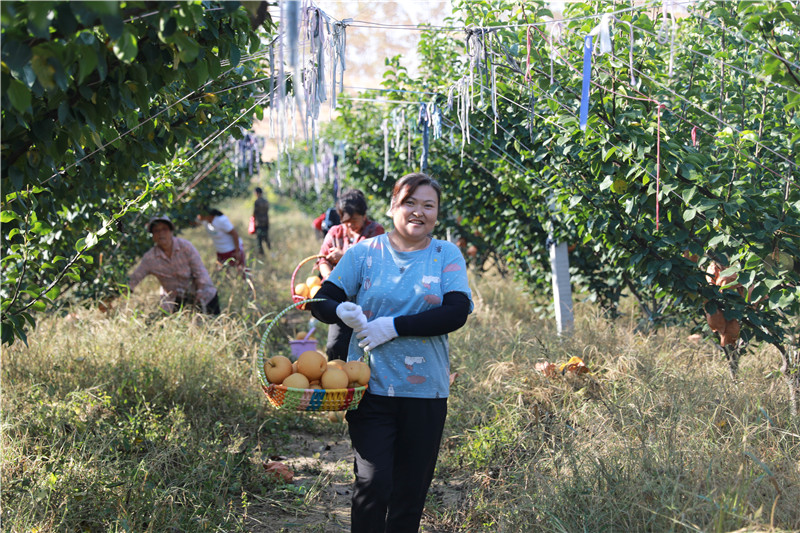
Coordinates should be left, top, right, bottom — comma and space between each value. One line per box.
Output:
264, 461, 294, 483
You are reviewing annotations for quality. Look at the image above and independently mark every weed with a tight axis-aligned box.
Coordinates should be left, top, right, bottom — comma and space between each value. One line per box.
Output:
3, 197, 799, 532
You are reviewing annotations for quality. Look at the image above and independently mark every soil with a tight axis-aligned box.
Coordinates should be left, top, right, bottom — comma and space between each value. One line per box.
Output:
245, 418, 353, 532
244, 415, 466, 533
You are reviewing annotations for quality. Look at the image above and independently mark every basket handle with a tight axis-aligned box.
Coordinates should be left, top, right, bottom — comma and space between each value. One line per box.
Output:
257, 298, 326, 386
290, 255, 325, 299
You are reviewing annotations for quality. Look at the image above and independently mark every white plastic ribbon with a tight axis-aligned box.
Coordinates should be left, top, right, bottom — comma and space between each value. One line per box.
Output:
381, 118, 389, 179
588, 13, 613, 56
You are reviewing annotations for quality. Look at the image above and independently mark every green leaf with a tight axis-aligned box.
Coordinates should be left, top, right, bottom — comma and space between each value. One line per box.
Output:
229, 44, 241, 67
175, 32, 200, 63
45, 286, 61, 301
113, 29, 139, 63
602, 145, 617, 162
78, 46, 99, 83
31, 54, 56, 90
0, 211, 19, 223
90, 1, 120, 16
2, 40, 33, 78
100, 13, 124, 40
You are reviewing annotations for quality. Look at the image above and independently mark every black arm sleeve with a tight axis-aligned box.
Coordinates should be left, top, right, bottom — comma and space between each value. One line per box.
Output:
394, 291, 471, 337
308, 281, 348, 324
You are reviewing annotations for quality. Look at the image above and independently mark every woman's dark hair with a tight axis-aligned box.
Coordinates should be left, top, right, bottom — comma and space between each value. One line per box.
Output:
336, 189, 368, 217
204, 207, 224, 217
391, 173, 441, 208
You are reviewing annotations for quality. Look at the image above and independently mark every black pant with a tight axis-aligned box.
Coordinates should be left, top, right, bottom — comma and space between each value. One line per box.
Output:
345, 392, 447, 533
256, 225, 271, 253
326, 322, 353, 361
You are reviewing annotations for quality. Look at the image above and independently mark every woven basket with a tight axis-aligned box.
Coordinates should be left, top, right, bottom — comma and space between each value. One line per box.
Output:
290, 255, 325, 310
257, 299, 368, 412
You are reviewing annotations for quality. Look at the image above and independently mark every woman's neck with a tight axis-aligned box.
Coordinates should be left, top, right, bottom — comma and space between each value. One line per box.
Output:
387, 230, 430, 252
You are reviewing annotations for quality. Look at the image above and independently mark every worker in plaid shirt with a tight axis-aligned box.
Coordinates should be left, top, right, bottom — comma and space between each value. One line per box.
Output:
129, 215, 220, 315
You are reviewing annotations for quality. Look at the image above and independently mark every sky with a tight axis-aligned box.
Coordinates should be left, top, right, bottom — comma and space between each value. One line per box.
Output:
308, 0, 453, 88
256, 1, 454, 156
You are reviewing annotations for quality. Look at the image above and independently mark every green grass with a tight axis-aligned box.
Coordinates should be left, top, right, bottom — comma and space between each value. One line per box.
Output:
434, 276, 800, 532
3, 194, 799, 532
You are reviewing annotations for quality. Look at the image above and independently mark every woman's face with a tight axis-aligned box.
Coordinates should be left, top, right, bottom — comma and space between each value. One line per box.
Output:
340, 212, 366, 234
391, 184, 439, 242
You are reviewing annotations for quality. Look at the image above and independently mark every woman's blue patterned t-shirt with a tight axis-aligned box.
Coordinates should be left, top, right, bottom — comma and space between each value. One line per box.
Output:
329, 233, 473, 399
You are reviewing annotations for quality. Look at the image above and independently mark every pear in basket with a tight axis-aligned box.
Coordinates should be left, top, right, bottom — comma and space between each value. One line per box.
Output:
265, 355, 293, 384
297, 350, 327, 381
327, 359, 346, 371
283, 372, 310, 389
321, 368, 349, 389
344, 361, 371, 387
294, 283, 310, 298
306, 276, 322, 288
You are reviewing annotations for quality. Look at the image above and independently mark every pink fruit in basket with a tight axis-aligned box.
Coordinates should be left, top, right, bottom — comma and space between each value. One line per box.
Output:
321, 368, 349, 389
297, 350, 327, 380
265, 355, 293, 384
283, 372, 310, 389
344, 361, 370, 387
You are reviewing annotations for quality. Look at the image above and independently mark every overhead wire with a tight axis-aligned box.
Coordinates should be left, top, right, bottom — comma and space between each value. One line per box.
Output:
304, 80, 790, 278
43, 44, 275, 186
531, 19, 800, 186
632, 19, 800, 98
338, 0, 668, 32
690, 9, 800, 71
338, 68, 787, 268
280, 1, 797, 290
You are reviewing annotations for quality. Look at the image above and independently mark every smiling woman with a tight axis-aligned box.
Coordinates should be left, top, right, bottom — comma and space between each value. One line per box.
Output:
308, 172, 473, 532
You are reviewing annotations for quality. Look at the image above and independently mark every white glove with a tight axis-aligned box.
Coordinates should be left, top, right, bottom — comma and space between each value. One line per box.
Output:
336, 302, 367, 332
356, 317, 398, 351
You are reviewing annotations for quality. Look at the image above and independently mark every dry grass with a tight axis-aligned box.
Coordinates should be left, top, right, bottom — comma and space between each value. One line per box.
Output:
434, 271, 800, 533
2, 194, 799, 532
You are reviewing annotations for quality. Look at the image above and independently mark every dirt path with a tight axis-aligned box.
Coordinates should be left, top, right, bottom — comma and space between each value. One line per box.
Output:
245, 419, 354, 532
